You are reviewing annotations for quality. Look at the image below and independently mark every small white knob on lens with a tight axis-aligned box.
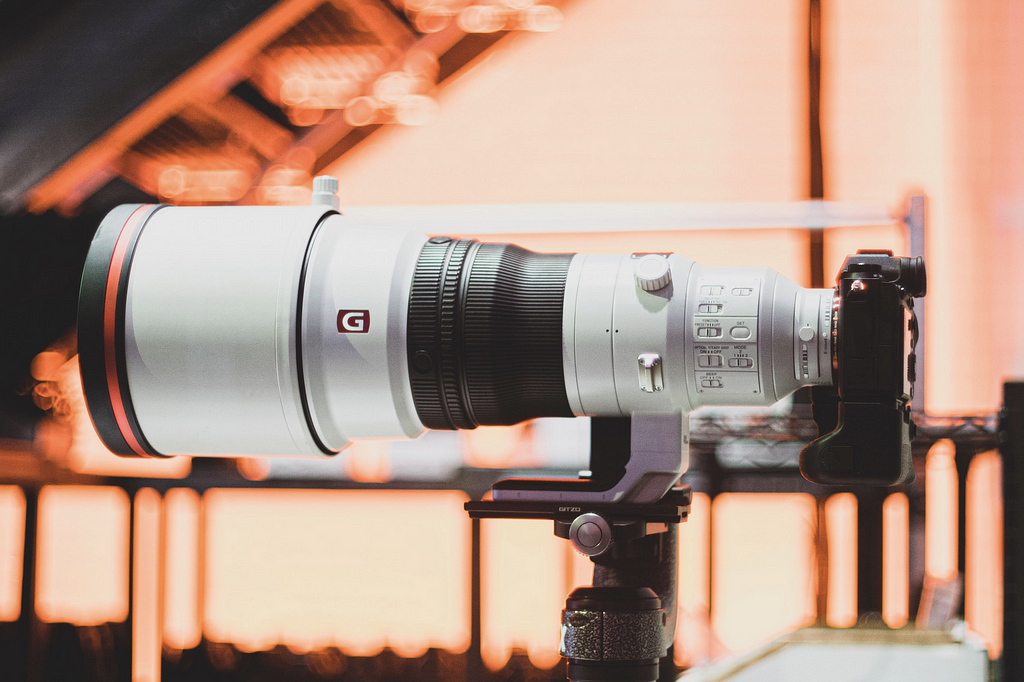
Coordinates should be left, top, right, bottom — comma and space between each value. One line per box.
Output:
633, 255, 672, 291
311, 175, 340, 210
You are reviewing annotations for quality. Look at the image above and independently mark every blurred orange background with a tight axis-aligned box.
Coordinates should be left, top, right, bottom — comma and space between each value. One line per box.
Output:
0, 0, 1018, 679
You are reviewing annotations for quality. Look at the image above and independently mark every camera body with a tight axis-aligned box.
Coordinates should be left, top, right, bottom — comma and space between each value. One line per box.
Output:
78, 201, 924, 492
799, 251, 925, 485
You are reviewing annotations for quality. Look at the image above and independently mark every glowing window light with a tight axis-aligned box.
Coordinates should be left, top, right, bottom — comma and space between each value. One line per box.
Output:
454, 2, 562, 33
345, 68, 440, 128
711, 493, 816, 653
157, 166, 251, 203
344, 440, 392, 483
251, 45, 390, 110
480, 518, 564, 670
36, 486, 130, 625
343, 95, 380, 127
413, 6, 453, 33
203, 490, 469, 656
675, 492, 712, 667
965, 451, 1002, 658
164, 488, 202, 651
119, 142, 258, 205
457, 5, 507, 33
0, 486, 25, 622
518, 4, 562, 32
373, 71, 417, 106
464, 423, 528, 468
882, 491, 909, 628
394, 94, 440, 126
925, 439, 958, 581
256, 164, 313, 206
133, 488, 162, 682
566, 542, 592, 593
256, 184, 313, 205
824, 492, 857, 628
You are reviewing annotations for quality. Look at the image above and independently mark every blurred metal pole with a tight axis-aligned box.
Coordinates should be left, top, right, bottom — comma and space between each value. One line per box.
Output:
808, 0, 825, 290
124, 487, 135, 682
955, 445, 972, 618
19, 487, 43, 682
857, 489, 885, 617
1000, 382, 1024, 678
467, 518, 483, 682
907, 195, 927, 414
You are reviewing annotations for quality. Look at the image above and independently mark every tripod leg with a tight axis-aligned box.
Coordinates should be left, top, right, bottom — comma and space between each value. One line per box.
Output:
591, 526, 678, 680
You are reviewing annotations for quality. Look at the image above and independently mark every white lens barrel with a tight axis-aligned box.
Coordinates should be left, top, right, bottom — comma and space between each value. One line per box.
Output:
120, 207, 426, 457
299, 214, 426, 449
562, 254, 834, 417
83, 203, 833, 459
124, 207, 329, 456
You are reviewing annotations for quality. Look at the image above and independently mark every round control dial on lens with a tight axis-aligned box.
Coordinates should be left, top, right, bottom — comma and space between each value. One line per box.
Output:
633, 255, 672, 291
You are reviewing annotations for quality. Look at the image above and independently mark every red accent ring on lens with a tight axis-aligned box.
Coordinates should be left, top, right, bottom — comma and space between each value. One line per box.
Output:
103, 205, 152, 457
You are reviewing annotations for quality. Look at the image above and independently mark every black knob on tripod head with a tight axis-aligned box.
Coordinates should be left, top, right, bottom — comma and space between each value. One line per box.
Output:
561, 586, 666, 682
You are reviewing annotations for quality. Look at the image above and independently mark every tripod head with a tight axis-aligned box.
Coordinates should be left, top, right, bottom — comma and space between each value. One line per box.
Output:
468, 416, 688, 682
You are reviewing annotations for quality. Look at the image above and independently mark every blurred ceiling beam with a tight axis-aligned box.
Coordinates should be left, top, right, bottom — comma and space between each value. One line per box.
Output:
188, 95, 294, 161
5, 0, 559, 215
246, 20, 466, 204
25, 0, 329, 215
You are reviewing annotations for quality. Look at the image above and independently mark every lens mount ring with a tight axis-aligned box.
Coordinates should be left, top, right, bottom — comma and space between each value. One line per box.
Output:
830, 289, 841, 380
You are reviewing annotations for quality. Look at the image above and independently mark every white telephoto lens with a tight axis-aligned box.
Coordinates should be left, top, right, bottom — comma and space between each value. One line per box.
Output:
79, 204, 832, 459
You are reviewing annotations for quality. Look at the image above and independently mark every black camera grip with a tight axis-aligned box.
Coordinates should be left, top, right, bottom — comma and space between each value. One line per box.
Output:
800, 401, 915, 485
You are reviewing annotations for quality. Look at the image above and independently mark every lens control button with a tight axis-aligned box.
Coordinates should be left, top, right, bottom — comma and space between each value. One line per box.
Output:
698, 355, 722, 368
698, 304, 722, 314
412, 351, 433, 374
729, 326, 751, 340
633, 255, 672, 291
728, 357, 753, 368
700, 379, 723, 388
697, 327, 722, 338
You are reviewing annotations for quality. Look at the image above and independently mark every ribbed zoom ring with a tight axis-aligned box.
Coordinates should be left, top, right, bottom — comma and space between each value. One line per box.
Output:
407, 238, 574, 430
408, 238, 476, 430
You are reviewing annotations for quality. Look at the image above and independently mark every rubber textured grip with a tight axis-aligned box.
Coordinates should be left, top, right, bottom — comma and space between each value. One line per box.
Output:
407, 239, 574, 429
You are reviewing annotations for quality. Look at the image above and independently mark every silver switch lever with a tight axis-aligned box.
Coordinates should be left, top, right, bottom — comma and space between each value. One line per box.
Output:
637, 353, 664, 393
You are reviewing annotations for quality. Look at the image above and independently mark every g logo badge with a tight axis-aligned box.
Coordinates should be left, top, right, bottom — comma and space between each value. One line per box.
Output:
337, 310, 370, 333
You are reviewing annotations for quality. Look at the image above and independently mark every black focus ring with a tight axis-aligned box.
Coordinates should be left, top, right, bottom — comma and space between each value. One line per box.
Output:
408, 237, 477, 429
408, 238, 574, 430
437, 239, 477, 429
